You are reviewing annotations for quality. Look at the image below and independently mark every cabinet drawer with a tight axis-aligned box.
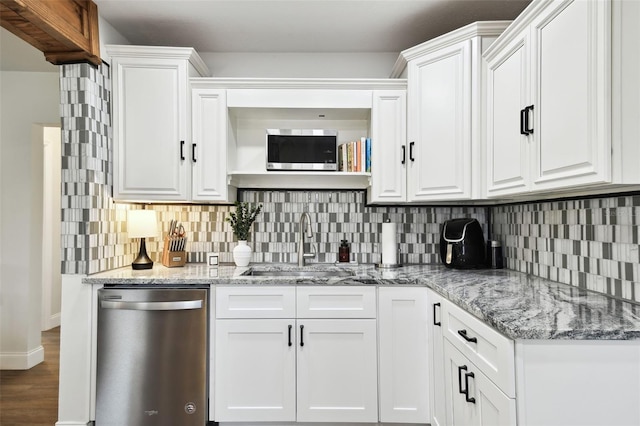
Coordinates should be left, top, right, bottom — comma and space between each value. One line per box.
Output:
297, 286, 376, 318
443, 339, 516, 426
216, 286, 295, 318
442, 300, 515, 397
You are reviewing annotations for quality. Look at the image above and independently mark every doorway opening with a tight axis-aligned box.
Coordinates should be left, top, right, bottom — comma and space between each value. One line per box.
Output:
41, 125, 61, 331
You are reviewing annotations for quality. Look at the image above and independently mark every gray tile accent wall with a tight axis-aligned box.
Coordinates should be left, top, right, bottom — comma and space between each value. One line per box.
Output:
492, 195, 640, 303
60, 63, 139, 274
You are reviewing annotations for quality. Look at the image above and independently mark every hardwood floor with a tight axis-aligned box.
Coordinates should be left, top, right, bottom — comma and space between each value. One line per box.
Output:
0, 327, 60, 426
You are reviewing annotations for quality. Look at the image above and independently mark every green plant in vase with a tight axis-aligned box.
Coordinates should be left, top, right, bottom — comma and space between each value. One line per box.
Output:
226, 201, 262, 267
226, 201, 263, 240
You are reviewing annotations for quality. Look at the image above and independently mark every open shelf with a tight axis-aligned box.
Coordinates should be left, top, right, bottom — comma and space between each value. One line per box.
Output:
228, 171, 371, 189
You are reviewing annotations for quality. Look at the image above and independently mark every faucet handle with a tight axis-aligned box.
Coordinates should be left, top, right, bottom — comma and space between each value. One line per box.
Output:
303, 243, 317, 259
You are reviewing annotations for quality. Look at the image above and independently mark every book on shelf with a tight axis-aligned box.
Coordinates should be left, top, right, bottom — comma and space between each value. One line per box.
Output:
352, 140, 358, 172
360, 137, 367, 173
365, 137, 371, 173
337, 138, 371, 172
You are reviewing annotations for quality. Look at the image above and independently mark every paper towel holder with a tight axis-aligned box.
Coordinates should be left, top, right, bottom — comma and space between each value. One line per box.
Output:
377, 219, 402, 269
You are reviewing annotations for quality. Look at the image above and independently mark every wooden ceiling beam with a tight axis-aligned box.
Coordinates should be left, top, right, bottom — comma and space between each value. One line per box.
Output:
1, 0, 101, 66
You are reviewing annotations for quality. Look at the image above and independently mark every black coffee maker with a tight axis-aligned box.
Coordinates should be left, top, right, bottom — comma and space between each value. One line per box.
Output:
439, 218, 486, 269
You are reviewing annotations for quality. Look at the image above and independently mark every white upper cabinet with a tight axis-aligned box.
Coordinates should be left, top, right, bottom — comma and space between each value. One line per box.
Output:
407, 39, 473, 201
485, 27, 531, 195
530, 0, 610, 190
486, 0, 640, 198
191, 84, 236, 202
368, 90, 407, 203
108, 45, 209, 202
388, 22, 509, 203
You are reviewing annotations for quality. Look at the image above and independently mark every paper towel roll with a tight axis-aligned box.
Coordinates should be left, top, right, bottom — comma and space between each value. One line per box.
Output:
381, 222, 397, 265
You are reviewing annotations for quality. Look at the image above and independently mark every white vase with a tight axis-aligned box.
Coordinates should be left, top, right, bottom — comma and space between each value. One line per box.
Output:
233, 240, 252, 267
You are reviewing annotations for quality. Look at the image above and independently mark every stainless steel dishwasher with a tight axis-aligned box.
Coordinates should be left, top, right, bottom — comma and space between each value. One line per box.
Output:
96, 287, 208, 426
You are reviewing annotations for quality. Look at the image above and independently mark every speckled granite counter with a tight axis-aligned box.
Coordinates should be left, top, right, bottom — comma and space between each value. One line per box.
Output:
84, 263, 640, 341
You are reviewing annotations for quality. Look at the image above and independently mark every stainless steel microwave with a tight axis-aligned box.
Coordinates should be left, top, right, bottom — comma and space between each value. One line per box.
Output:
266, 129, 338, 171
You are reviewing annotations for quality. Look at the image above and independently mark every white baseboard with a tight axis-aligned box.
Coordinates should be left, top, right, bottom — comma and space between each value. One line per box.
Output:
0, 345, 44, 370
55, 422, 92, 426
43, 312, 61, 330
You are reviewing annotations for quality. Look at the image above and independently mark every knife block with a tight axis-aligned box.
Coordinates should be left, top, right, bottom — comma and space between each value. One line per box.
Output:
161, 237, 187, 268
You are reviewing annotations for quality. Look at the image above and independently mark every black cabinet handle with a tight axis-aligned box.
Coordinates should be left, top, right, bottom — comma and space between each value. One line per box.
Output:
288, 324, 293, 347
409, 141, 415, 162
180, 141, 185, 160
457, 329, 478, 343
464, 371, 476, 404
401, 145, 406, 165
433, 302, 441, 326
192, 143, 197, 162
520, 108, 528, 135
300, 324, 304, 347
458, 365, 467, 395
524, 105, 534, 134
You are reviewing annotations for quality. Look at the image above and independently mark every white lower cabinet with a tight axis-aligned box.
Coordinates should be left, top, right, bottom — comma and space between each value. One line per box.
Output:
296, 319, 378, 422
434, 293, 516, 426
427, 289, 446, 426
215, 319, 296, 421
444, 339, 517, 426
214, 286, 377, 423
377, 287, 430, 423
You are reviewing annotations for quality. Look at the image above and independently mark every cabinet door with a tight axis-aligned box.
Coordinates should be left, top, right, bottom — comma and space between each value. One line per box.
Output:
214, 319, 296, 422
369, 90, 407, 203
427, 290, 446, 426
378, 287, 430, 423
485, 27, 531, 197
191, 88, 233, 202
407, 40, 472, 201
530, 0, 611, 190
443, 340, 516, 426
296, 319, 378, 423
112, 57, 190, 201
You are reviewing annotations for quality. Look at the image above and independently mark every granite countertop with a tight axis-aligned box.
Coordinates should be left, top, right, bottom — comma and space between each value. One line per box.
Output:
84, 263, 640, 341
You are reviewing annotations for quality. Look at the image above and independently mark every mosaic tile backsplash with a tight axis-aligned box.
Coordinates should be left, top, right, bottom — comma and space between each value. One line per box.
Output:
147, 191, 488, 265
492, 195, 640, 303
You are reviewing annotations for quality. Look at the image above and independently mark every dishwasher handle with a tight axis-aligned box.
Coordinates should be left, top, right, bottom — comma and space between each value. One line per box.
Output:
101, 299, 203, 311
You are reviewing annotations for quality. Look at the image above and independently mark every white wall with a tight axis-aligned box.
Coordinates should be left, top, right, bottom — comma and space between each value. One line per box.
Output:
98, 14, 130, 63
0, 70, 60, 369
200, 51, 399, 78
42, 126, 62, 330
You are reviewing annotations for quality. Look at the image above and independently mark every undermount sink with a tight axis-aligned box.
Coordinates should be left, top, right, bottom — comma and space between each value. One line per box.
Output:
244, 270, 354, 278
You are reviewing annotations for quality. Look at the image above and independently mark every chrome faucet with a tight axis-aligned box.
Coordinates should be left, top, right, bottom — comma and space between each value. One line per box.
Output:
298, 212, 316, 266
